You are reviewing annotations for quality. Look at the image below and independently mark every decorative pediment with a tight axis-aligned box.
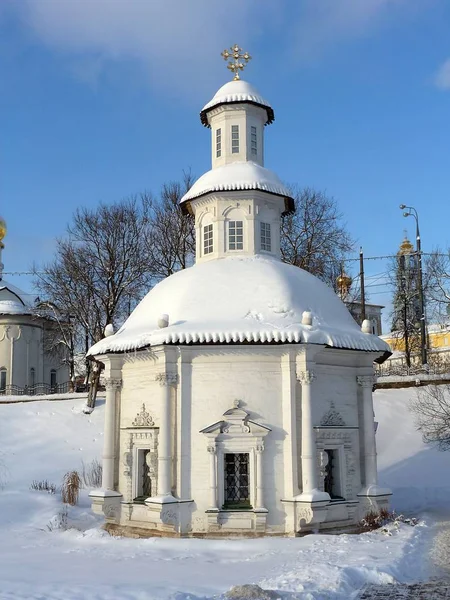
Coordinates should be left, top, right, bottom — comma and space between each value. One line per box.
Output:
132, 403, 155, 427
200, 400, 271, 437
320, 401, 346, 427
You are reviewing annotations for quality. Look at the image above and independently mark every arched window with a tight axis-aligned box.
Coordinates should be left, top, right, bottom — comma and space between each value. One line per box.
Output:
0, 368, 6, 393
50, 369, 57, 392
29, 368, 35, 388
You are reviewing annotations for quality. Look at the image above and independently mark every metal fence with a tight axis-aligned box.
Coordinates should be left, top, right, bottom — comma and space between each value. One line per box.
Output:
376, 363, 450, 378
0, 381, 73, 396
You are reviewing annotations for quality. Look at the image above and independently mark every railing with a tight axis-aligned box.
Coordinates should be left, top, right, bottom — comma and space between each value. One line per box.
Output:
376, 363, 450, 378
0, 381, 74, 396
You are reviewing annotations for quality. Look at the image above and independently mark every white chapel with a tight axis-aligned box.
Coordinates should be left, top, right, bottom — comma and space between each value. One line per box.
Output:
89, 48, 391, 537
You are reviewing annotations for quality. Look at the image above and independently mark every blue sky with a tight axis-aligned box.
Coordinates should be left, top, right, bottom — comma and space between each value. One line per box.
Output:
1, 0, 449, 322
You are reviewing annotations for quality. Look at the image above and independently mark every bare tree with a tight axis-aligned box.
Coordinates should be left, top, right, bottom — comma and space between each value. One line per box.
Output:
35, 195, 154, 343
280, 187, 355, 288
425, 249, 450, 322
34, 195, 154, 408
411, 384, 450, 450
34, 301, 75, 390
146, 171, 195, 278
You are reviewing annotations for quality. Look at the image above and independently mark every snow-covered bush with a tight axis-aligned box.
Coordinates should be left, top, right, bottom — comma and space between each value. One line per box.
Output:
61, 470, 81, 506
360, 509, 418, 535
46, 506, 68, 532
30, 480, 56, 494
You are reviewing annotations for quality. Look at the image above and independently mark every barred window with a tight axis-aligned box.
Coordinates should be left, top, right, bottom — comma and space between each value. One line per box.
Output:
224, 453, 251, 508
260, 222, 271, 252
251, 125, 257, 155
228, 220, 243, 250
203, 224, 213, 255
216, 128, 222, 158
0, 369, 6, 393
231, 125, 239, 154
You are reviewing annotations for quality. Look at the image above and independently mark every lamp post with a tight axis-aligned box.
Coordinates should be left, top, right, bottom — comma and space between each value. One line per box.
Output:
399, 204, 427, 366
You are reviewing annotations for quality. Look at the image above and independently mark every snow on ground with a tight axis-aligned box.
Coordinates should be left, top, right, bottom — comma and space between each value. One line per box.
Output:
0, 389, 448, 599
375, 387, 450, 514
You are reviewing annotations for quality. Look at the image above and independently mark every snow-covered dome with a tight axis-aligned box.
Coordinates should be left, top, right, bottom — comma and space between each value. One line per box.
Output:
0, 283, 32, 315
0, 299, 31, 315
180, 161, 294, 214
88, 256, 390, 357
200, 80, 274, 127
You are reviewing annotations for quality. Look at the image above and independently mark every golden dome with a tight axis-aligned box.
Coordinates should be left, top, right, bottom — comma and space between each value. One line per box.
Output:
399, 236, 414, 255
0, 217, 6, 242
337, 273, 353, 289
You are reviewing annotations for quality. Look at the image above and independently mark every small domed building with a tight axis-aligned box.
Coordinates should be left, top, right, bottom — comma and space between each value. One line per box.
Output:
0, 218, 69, 394
89, 53, 391, 537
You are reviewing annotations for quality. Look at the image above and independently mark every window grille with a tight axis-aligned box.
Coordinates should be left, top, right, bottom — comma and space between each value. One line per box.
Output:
0, 369, 6, 392
216, 128, 222, 158
224, 453, 251, 508
231, 125, 239, 154
204, 224, 213, 255
251, 126, 257, 155
229, 220, 243, 250
50, 369, 57, 391
260, 222, 271, 252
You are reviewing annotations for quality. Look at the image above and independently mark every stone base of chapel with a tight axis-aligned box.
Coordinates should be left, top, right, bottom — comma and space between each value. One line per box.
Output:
91, 492, 391, 539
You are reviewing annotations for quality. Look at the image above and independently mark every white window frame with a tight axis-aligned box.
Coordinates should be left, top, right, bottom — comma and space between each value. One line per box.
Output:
203, 223, 213, 255
200, 402, 271, 512
251, 125, 257, 156
228, 220, 244, 251
122, 427, 159, 504
216, 128, 222, 158
231, 125, 239, 154
260, 222, 271, 252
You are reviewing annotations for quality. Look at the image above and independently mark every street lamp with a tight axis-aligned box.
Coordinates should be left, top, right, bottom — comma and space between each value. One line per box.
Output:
399, 204, 427, 366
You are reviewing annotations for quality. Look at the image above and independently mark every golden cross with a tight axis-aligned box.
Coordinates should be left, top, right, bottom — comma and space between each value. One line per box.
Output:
221, 44, 251, 81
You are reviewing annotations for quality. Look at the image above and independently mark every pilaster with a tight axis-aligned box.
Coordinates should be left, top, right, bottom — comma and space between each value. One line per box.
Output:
357, 374, 391, 510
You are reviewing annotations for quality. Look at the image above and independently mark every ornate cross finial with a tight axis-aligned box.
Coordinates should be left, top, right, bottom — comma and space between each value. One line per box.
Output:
221, 44, 251, 81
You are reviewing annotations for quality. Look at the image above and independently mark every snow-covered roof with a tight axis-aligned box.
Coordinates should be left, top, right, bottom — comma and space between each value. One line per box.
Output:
180, 162, 295, 214
88, 256, 391, 357
200, 80, 274, 127
0, 282, 32, 316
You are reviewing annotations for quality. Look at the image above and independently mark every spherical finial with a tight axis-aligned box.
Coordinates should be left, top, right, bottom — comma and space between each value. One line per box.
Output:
157, 314, 169, 329
104, 323, 115, 337
0, 217, 7, 242
361, 319, 372, 334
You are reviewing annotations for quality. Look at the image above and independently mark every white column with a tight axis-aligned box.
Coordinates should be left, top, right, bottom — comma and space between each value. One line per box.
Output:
296, 370, 330, 503
156, 372, 177, 498
207, 445, 218, 510
102, 377, 122, 490
255, 443, 264, 509
357, 375, 378, 490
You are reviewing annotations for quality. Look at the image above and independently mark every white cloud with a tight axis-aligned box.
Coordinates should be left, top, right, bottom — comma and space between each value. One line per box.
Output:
7, 0, 436, 91
14, 0, 272, 94
434, 58, 450, 90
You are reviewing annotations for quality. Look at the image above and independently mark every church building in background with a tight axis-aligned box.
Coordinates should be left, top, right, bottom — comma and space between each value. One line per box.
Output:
0, 218, 69, 395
